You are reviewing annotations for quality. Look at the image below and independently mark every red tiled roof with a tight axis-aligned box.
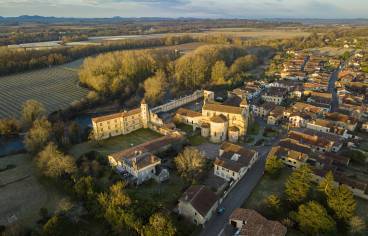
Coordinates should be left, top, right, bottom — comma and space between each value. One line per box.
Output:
229, 208, 287, 236
180, 185, 218, 217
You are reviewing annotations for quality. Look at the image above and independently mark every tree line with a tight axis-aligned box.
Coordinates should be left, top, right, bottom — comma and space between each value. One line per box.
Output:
79, 44, 264, 107
0, 35, 195, 76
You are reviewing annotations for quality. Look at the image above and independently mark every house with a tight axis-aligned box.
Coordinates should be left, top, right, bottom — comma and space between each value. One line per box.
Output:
267, 106, 285, 125
230, 82, 264, 100
252, 102, 276, 118
288, 111, 315, 128
229, 208, 287, 236
108, 151, 161, 184
107, 135, 182, 183
362, 122, 368, 132
306, 119, 350, 139
311, 169, 368, 200
92, 106, 144, 140
291, 128, 344, 152
319, 152, 350, 167
268, 142, 310, 169
261, 87, 288, 105
284, 102, 324, 120
288, 130, 334, 153
306, 92, 332, 109
178, 185, 218, 225
214, 142, 258, 182
324, 112, 358, 132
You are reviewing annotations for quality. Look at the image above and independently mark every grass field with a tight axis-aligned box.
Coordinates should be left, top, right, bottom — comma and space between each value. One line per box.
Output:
68, 128, 163, 158
242, 168, 291, 211
0, 154, 67, 227
0, 65, 88, 118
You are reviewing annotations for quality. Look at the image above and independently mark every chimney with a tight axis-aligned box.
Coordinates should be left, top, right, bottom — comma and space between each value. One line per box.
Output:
132, 158, 137, 170
150, 155, 155, 163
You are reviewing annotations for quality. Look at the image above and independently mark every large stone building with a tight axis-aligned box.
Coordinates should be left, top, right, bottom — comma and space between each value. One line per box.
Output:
175, 97, 249, 143
91, 90, 209, 140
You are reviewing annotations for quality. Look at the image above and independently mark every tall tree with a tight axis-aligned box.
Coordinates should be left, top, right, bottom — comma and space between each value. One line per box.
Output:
285, 165, 312, 203
143, 212, 176, 236
21, 99, 46, 128
144, 69, 168, 105
24, 118, 52, 154
295, 201, 336, 235
174, 147, 206, 182
98, 181, 140, 234
327, 185, 356, 222
211, 60, 228, 85
318, 171, 336, 197
265, 156, 284, 176
349, 216, 366, 235
36, 142, 77, 178
0, 118, 20, 137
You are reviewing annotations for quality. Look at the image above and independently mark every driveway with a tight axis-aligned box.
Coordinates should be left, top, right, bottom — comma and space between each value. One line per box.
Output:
196, 143, 220, 160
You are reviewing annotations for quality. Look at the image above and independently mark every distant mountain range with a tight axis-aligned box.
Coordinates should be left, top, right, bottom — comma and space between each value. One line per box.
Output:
1, 15, 368, 25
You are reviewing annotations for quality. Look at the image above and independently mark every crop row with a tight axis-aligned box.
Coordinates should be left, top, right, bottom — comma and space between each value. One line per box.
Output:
0, 66, 88, 119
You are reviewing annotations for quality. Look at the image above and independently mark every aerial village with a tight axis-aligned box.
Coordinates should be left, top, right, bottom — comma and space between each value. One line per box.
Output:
89, 44, 368, 235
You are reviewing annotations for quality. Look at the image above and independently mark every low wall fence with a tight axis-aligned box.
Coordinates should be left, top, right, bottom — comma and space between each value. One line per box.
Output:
151, 90, 203, 114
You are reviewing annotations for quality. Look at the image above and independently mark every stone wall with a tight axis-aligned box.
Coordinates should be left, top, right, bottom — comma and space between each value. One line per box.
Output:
151, 90, 204, 114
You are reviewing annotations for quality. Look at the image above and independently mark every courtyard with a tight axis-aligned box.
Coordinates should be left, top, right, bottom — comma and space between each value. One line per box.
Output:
68, 128, 163, 158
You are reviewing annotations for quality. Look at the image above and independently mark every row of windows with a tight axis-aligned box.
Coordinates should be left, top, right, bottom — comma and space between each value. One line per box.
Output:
98, 115, 141, 127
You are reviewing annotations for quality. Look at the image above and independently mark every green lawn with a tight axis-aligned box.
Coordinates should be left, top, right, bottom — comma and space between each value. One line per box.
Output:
126, 173, 188, 210
188, 135, 207, 146
242, 168, 291, 210
68, 129, 162, 158
175, 123, 194, 134
0, 154, 67, 228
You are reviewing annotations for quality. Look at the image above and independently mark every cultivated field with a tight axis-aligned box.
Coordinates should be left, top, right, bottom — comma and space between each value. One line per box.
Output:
0, 154, 66, 227
205, 28, 310, 39
0, 66, 88, 118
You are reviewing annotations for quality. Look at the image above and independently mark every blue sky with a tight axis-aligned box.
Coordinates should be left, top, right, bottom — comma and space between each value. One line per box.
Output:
0, 0, 367, 18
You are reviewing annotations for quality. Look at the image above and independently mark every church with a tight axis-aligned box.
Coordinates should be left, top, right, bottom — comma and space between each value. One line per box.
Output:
91, 90, 249, 143
174, 95, 249, 143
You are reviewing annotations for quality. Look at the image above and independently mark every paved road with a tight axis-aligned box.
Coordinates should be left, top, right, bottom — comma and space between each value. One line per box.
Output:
328, 68, 340, 112
199, 144, 273, 236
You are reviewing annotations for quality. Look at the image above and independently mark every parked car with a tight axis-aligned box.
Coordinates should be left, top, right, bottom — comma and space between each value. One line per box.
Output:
217, 207, 225, 215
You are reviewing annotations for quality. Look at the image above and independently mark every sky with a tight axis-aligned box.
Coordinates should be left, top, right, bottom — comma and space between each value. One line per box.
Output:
0, 0, 368, 19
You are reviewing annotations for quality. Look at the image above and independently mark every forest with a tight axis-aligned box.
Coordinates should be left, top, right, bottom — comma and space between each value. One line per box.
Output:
78, 44, 268, 107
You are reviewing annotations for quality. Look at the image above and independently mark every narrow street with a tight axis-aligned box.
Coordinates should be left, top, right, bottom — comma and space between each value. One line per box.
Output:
200, 123, 281, 236
328, 65, 341, 112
